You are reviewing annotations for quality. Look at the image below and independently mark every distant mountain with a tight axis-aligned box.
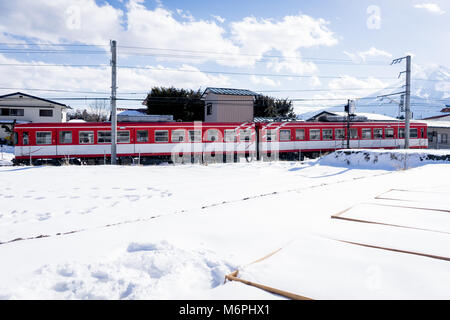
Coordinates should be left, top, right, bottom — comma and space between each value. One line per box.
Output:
297, 64, 450, 120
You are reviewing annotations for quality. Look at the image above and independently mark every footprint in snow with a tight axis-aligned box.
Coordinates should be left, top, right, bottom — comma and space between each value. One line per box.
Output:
91, 271, 109, 282
53, 282, 69, 292
58, 267, 75, 277
36, 212, 51, 221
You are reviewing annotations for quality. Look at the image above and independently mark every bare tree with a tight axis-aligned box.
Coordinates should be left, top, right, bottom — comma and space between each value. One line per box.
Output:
88, 100, 110, 122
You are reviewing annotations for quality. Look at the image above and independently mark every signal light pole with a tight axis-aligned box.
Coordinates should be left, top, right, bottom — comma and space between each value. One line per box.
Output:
345, 99, 355, 149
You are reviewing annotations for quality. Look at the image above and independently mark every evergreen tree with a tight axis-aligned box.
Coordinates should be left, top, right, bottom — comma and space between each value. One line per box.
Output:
144, 87, 204, 121
254, 95, 296, 119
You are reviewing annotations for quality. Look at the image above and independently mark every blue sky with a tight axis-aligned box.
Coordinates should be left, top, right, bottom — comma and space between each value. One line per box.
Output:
0, 0, 448, 112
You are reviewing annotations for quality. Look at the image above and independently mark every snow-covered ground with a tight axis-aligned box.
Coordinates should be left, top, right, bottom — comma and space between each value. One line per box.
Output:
0, 150, 449, 299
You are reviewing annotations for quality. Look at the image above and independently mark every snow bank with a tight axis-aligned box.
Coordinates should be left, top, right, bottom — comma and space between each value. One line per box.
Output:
319, 149, 450, 170
4, 240, 236, 299
0, 146, 14, 166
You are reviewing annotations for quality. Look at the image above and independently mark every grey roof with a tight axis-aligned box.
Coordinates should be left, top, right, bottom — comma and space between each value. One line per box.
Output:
202, 87, 257, 97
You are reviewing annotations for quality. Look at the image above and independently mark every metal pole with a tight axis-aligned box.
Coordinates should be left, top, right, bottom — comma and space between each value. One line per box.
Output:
346, 100, 350, 149
405, 55, 411, 149
110, 40, 117, 164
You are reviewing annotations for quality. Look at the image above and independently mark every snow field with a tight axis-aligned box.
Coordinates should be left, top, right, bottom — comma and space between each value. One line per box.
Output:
0, 150, 449, 299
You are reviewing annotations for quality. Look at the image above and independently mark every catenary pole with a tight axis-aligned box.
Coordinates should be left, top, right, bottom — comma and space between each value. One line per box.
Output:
110, 40, 117, 164
404, 55, 411, 149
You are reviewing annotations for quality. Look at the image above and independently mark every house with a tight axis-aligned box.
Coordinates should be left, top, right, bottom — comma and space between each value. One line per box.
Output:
421, 120, 450, 149
307, 111, 400, 122
422, 106, 450, 122
0, 92, 70, 141
201, 87, 257, 123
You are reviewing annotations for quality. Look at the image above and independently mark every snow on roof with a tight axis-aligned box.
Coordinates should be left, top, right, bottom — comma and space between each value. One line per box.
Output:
117, 109, 146, 116
67, 119, 87, 123
330, 112, 399, 121
419, 120, 450, 128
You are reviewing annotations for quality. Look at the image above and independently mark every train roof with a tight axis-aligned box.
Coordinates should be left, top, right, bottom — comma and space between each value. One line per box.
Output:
14, 120, 427, 129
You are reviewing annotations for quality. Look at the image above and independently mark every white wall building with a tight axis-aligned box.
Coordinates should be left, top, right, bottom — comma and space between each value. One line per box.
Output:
201, 87, 256, 123
0, 92, 70, 141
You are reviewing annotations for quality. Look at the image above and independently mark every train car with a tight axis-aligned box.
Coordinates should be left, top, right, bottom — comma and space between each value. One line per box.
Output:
13, 121, 257, 165
13, 120, 427, 165
257, 121, 428, 160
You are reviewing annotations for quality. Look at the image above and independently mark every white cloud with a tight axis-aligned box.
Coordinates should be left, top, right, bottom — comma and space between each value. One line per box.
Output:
249, 75, 280, 87
230, 14, 338, 71
0, 54, 230, 108
414, 3, 445, 15
0, 0, 123, 45
0, 1, 338, 73
290, 75, 397, 108
310, 76, 321, 87
344, 47, 392, 62
211, 15, 225, 23
328, 75, 388, 91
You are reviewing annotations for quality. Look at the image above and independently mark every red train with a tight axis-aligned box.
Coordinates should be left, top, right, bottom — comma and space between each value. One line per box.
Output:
13, 121, 428, 165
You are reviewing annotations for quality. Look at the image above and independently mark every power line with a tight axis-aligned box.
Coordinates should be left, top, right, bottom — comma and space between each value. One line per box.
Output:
0, 62, 445, 82
0, 48, 390, 65
0, 86, 403, 95
0, 42, 108, 47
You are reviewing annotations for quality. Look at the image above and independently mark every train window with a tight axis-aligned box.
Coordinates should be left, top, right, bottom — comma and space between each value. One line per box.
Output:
442, 134, 448, 144
14, 132, 18, 145
188, 130, 201, 142
207, 129, 219, 142
410, 128, 418, 138
172, 130, 186, 142
280, 129, 291, 141
23, 132, 29, 145
240, 129, 252, 142
335, 129, 345, 139
421, 128, 424, 138
118, 131, 130, 143
309, 129, 320, 140
224, 130, 237, 142
60, 131, 73, 144
374, 129, 383, 139
36, 131, 52, 145
266, 130, 277, 142
362, 129, 372, 139
385, 128, 394, 139
399, 128, 405, 138
97, 131, 111, 143
137, 130, 149, 142
323, 129, 333, 140
79, 131, 94, 144
350, 129, 358, 139
295, 129, 305, 140
155, 130, 169, 142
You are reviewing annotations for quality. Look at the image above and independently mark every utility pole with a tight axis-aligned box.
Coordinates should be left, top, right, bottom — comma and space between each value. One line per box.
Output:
110, 40, 117, 164
404, 55, 411, 149
391, 55, 411, 149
